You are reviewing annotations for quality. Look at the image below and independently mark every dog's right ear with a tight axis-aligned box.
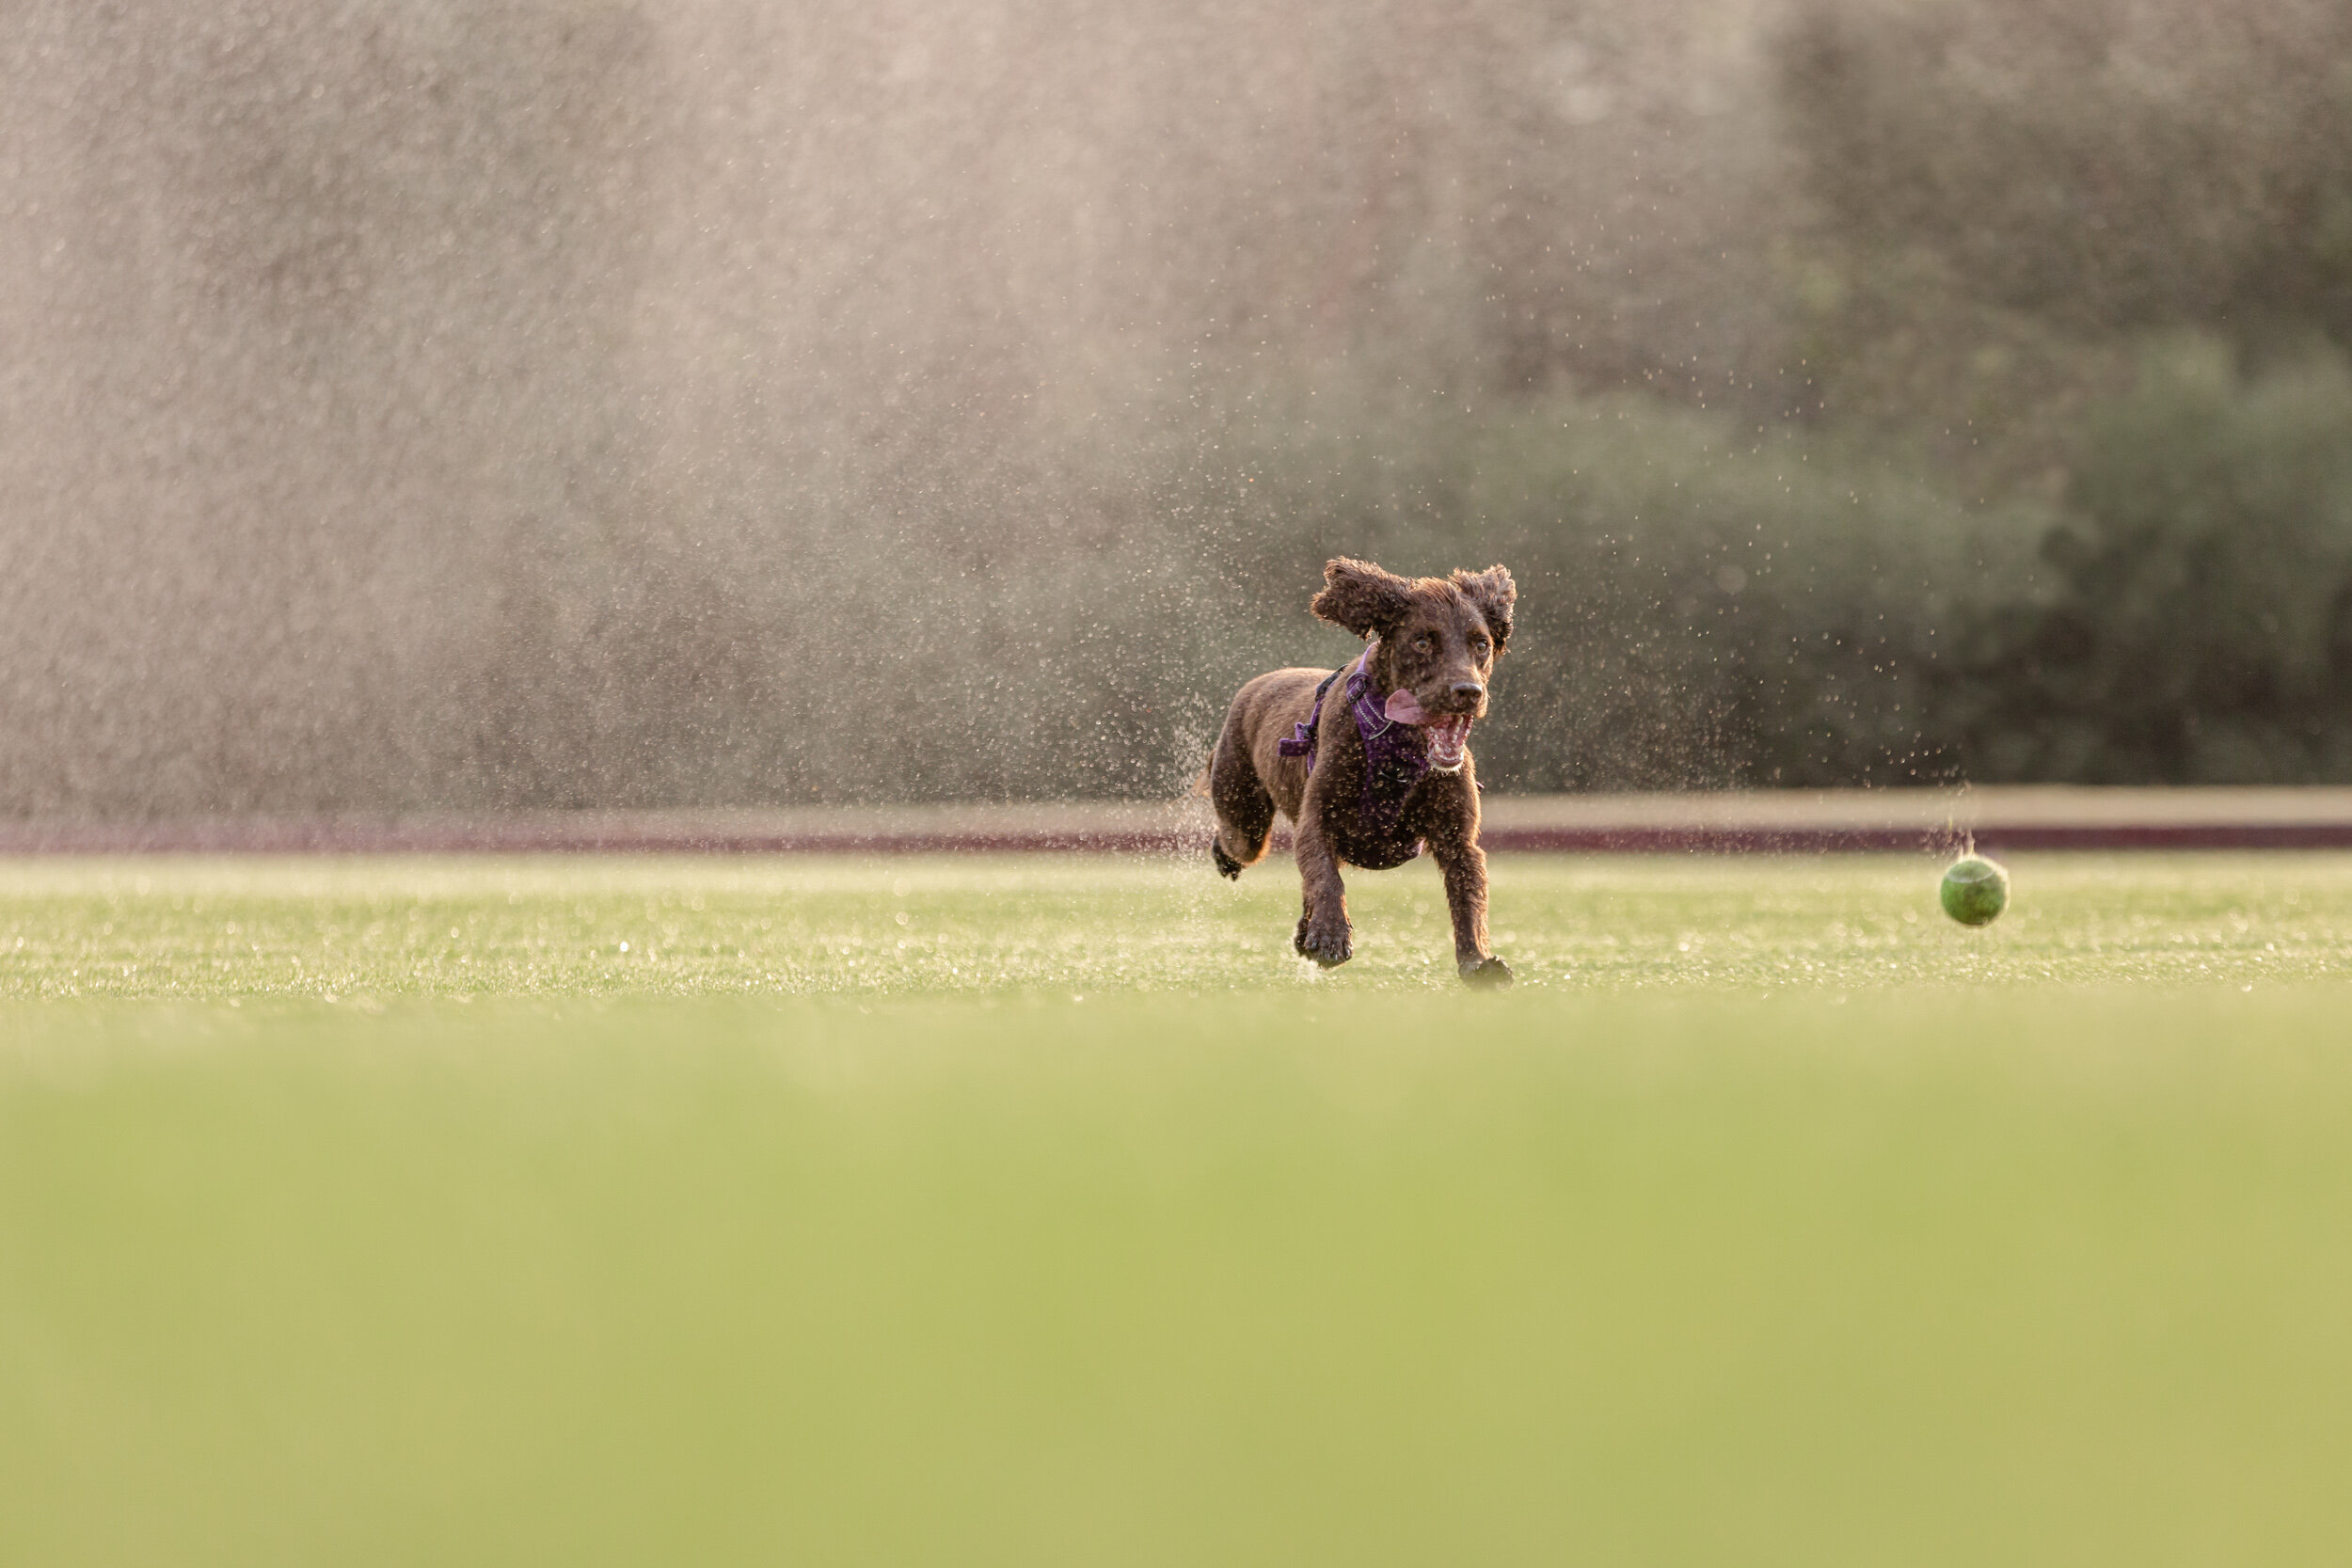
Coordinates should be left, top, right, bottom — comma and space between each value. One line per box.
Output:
1451, 563, 1517, 651
1311, 558, 1412, 639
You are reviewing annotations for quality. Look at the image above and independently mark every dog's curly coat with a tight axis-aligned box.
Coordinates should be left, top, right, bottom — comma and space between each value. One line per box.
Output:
1207, 557, 1517, 987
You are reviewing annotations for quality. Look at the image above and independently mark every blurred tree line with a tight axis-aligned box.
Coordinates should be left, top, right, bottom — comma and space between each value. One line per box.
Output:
4, 0, 2352, 812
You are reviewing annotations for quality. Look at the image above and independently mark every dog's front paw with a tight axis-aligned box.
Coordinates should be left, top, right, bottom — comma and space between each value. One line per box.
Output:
1211, 841, 1242, 880
1459, 955, 1513, 988
1296, 917, 1353, 968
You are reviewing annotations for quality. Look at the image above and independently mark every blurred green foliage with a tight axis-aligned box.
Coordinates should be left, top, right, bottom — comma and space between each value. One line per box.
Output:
1164, 0, 2352, 792
1780, 0, 2352, 351
1196, 385, 2052, 789
1184, 338, 2352, 790
1948, 340, 2352, 782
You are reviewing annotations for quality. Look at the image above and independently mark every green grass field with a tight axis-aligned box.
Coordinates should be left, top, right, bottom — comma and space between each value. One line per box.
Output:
7, 852, 2352, 1564
6, 849, 2349, 998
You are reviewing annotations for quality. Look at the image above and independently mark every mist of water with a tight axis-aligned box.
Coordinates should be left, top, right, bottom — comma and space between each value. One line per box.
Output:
6, 0, 2349, 814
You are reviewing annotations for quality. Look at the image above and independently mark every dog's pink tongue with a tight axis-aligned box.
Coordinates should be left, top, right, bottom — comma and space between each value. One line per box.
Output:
1383, 689, 1430, 725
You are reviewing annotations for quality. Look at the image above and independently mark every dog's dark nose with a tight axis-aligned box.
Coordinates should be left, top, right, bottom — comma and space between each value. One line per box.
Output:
1451, 681, 1486, 703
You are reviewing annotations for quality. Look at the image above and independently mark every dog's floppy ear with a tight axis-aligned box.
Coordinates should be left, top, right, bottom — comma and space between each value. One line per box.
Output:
1311, 557, 1413, 639
1451, 564, 1517, 651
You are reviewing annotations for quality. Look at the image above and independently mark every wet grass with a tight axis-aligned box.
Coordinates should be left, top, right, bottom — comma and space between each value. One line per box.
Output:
7, 854, 2352, 1562
4, 849, 2351, 999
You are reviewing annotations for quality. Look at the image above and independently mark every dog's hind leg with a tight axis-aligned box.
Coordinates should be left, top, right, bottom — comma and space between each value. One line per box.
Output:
1207, 721, 1276, 880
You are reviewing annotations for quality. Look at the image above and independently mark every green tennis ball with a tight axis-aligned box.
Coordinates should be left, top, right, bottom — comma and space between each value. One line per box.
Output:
1940, 855, 2010, 927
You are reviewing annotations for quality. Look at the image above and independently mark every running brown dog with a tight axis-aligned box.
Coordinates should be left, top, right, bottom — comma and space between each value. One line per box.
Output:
1207, 557, 1517, 987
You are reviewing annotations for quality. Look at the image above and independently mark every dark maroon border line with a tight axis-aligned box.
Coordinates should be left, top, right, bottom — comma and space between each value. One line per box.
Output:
1481, 824, 2352, 854
7, 818, 2352, 855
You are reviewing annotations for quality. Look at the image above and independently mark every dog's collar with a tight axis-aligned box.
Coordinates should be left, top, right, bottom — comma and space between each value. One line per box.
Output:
1276, 638, 1473, 778
1359, 639, 1472, 775
1351, 641, 1393, 737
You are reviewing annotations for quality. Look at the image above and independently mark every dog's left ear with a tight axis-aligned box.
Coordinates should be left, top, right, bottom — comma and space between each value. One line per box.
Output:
1311, 557, 1414, 639
1452, 564, 1517, 651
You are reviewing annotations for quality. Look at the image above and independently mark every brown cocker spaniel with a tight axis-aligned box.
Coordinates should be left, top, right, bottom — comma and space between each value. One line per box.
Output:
1207, 557, 1517, 987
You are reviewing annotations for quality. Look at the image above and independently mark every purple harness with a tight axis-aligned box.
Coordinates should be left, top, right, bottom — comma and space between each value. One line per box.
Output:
1276, 644, 1429, 869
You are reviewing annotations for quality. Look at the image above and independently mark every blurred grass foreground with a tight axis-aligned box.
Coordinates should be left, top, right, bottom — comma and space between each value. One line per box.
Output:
8, 988, 2352, 1566
8, 853, 2352, 1560
8, 0, 2352, 813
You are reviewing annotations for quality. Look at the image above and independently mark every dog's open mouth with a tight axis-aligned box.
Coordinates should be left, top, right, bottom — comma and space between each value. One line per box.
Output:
1382, 689, 1475, 772
1421, 714, 1473, 771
